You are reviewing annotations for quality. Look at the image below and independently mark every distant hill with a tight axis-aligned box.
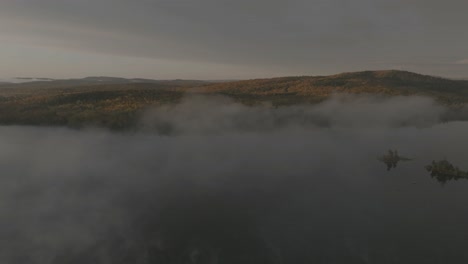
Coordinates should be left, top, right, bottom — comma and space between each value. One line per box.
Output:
1, 70, 467, 129
0, 77, 55, 84
193, 70, 468, 105
0, 76, 208, 88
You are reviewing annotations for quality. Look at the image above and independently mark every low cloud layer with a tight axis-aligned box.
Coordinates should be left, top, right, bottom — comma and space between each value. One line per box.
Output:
140, 95, 445, 135
2, 96, 468, 263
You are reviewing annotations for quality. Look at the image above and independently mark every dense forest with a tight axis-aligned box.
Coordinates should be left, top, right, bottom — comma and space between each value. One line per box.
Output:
1, 70, 468, 129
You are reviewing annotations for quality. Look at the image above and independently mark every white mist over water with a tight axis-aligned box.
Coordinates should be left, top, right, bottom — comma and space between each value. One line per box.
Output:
1, 95, 468, 263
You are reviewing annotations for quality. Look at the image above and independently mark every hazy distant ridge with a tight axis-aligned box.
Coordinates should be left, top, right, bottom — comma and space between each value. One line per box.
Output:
195, 70, 468, 104
1, 70, 467, 129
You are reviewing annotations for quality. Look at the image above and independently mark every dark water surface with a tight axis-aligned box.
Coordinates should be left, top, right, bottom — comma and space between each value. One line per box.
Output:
1, 121, 468, 263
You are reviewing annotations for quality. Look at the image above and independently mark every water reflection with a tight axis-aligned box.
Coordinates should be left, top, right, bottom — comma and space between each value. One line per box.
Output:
378, 150, 413, 171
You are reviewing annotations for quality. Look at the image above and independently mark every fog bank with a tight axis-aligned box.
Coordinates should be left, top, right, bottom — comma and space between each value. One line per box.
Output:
1, 95, 468, 263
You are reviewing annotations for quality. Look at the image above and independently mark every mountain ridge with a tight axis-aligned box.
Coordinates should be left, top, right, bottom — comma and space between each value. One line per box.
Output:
1, 70, 467, 129
190, 70, 468, 105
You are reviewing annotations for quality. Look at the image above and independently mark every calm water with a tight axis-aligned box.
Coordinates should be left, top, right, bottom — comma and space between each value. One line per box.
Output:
1, 122, 468, 263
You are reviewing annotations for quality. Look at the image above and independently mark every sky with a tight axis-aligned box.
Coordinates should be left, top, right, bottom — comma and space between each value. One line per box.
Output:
0, 0, 467, 79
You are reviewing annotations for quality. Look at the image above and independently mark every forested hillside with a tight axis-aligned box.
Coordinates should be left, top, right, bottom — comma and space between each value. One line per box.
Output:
1, 70, 467, 129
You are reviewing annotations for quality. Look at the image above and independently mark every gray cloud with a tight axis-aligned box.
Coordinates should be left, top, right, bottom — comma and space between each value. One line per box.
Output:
2, 96, 468, 263
0, 0, 467, 78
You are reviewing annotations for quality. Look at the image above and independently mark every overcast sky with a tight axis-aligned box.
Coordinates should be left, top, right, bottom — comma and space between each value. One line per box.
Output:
0, 0, 467, 79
